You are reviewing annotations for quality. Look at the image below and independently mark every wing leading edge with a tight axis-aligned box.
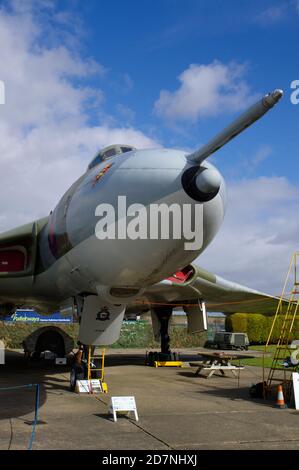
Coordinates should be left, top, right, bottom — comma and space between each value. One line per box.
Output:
133, 265, 284, 315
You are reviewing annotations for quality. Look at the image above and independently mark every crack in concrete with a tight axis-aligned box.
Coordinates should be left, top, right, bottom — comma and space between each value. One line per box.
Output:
129, 419, 173, 450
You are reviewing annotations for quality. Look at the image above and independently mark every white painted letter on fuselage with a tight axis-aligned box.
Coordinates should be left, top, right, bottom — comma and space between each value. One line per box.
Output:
95, 204, 116, 239
183, 203, 203, 251
127, 203, 148, 240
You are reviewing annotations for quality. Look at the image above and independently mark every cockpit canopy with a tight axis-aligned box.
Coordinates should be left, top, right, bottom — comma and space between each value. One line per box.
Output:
87, 144, 136, 171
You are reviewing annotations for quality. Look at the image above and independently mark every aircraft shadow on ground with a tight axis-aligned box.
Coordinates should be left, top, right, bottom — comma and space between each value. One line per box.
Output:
104, 353, 203, 367
197, 387, 278, 407
0, 350, 71, 420
0, 351, 231, 421
176, 369, 282, 408
104, 353, 147, 367
0, 350, 156, 420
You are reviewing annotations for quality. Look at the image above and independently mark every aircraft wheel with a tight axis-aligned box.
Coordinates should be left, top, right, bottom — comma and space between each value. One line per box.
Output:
30, 351, 40, 362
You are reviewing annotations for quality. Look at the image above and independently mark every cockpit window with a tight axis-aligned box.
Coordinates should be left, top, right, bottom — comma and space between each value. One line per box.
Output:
87, 144, 136, 171
104, 147, 119, 158
88, 155, 101, 169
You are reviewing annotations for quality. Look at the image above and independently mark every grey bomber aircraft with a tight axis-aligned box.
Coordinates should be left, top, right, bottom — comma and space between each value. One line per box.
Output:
0, 89, 284, 386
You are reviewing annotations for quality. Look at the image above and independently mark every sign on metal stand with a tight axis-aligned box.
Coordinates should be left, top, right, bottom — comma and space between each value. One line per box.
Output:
109, 396, 138, 422
76, 379, 103, 394
293, 372, 299, 410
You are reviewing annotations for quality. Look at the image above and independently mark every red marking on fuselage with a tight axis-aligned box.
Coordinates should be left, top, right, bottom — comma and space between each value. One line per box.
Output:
92, 163, 113, 186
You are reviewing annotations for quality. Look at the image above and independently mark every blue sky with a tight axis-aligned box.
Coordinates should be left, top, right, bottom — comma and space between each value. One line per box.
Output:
34, 0, 298, 183
0, 0, 298, 293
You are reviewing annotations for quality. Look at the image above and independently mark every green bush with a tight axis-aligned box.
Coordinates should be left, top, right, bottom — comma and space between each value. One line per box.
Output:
225, 313, 299, 344
225, 313, 248, 334
0, 322, 79, 348
0, 320, 207, 349
247, 314, 266, 343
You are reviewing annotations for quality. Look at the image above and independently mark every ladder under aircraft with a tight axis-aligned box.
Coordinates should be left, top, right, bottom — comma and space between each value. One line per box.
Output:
264, 252, 299, 399
87, 346, 108, 393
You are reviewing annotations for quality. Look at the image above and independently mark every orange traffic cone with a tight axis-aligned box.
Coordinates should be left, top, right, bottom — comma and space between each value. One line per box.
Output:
276, 384, 287, 408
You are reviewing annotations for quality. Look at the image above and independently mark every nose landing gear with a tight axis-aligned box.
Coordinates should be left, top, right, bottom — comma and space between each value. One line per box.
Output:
70, 343, 86, 391
157, 307, 172, 356
70, 343, 108, 392
146, 307, 181, 366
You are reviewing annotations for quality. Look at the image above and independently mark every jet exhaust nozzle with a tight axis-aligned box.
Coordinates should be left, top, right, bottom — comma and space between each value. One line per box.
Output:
182, 166, 221, 202
195, 168, 222, 195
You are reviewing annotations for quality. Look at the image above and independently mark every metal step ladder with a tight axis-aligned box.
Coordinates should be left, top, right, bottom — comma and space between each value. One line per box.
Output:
87, 347, 108, 393
264, 252, 299, 399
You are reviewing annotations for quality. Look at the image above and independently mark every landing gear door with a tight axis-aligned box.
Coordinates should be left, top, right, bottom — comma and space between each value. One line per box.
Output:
184, 300, 208, 333
79, 296, 125, 346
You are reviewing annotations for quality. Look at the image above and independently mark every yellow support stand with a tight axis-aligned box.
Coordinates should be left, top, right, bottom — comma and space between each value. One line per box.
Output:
154, 361, 183, 368
87, 347, 108, 393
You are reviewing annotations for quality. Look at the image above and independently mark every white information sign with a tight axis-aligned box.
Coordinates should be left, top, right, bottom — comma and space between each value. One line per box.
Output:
55, 357, 67, 365
109, 396, 138, 422
76, 379, 103, 394
292, 372, 299, 410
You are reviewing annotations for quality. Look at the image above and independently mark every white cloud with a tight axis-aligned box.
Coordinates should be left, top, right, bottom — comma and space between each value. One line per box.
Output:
116, 104, 136, 123
255, 2, 299, 24
123, 73, 134, 93
250, 145, 272, 169
0, 3, 157, 232
255, 5, 288, 25
154, 61, 257, 121
229, 145, 273, 177
199, 177, 299, 295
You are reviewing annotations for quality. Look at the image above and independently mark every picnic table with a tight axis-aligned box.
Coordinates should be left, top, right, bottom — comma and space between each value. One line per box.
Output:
190, 350, 251, 378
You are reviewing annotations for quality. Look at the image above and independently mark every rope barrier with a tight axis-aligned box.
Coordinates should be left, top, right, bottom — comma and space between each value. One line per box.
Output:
135, 298, 274, 307
0, 383, 40, 450
135, 294, 295, 308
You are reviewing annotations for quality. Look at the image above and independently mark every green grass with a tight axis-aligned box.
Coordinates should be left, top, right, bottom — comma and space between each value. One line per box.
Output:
232, 345, 277, 368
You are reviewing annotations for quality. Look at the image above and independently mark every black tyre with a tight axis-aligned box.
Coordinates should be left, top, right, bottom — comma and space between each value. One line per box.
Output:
30, 351, 41, 362
249, 381, 266, 398
70, 364, 85, 391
